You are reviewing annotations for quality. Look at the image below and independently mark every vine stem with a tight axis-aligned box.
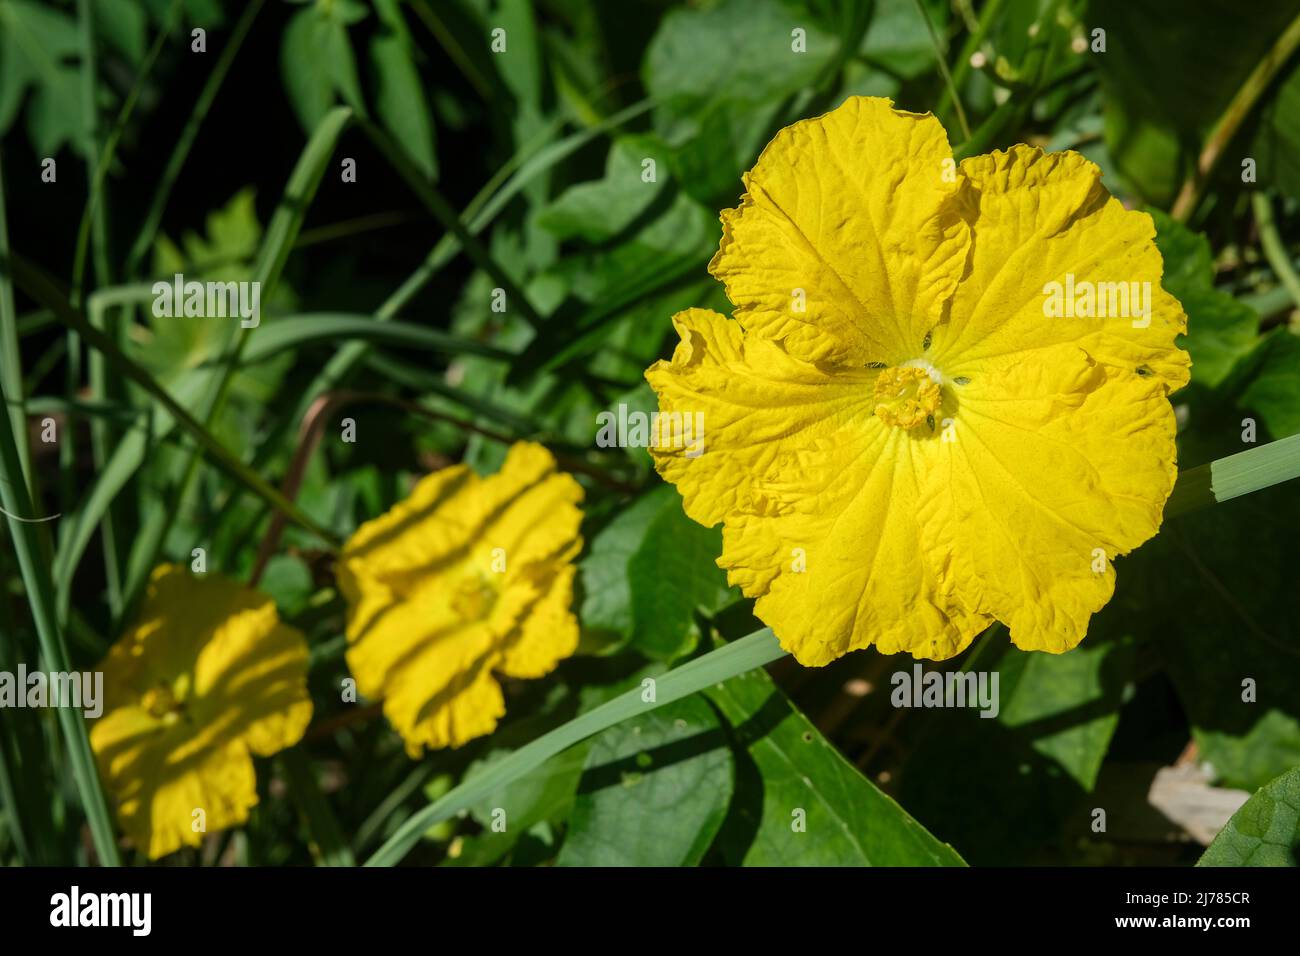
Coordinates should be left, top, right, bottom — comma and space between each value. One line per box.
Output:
1170, 12, 1300, 222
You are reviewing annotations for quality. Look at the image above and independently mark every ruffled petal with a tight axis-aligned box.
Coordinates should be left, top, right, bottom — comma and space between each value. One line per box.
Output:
338, 441, 583, 753
710, 96, 970, 366
917, 344, 1178, 652
91, 565, 312, 858
934, 145, 1190, 392
646, 308, 991, 665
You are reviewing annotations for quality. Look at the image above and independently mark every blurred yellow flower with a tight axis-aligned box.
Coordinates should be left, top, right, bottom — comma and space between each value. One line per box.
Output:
337, 441, 584, 755
90, 565, 312, 859
647, 96, 1189, 666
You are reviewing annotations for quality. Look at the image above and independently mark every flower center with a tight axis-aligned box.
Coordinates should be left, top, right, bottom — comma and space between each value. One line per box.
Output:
141, 677, 189, 724
451, 572, 498, 619
873, 366, 942, 429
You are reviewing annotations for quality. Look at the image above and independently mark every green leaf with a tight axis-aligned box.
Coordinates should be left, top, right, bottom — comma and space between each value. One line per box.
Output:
0, 0, 84, 155
706, 663, 965, 866
280, 2, 366, 135
859, 0, 946, 79
579, 488, 671, 639
1136, 388, 1300, 790
1152, 210, 1258, 386
96, 0, 148, 64
580, 485, 735, 661
451, 743, 590, 867
644, 0, 832, 111
1089, 0, 1299, 204
1251, 61, 1300, 202
1198, 764, 1300, 866
258, 553, 313, 617
1147, 489, 1300, 790
986, 639, 1131, 791
642, 0, 836, 204
557, 696, 733, 867
1232, 329, 1300, 440
536, 137, 667, 243
370, 0, 436, 179
898, 634, 1134, 864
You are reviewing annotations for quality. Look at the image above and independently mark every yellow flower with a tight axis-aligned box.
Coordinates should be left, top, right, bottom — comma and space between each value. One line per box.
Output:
337, 441, 584, 755
90, 565, 312, 859
646, 96, 1189, 666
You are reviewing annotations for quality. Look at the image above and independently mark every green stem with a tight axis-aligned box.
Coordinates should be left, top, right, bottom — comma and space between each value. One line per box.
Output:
1170, 12, 1300, 223
0, 375, 120, 865
939, 0, 1003, 118
1251, 192, 1300, 309
913, 0, 970, 139
0, 154, 29, 489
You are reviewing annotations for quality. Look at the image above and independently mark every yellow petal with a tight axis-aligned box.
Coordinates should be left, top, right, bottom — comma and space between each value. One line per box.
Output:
646, 308, 990, 665
646, 307, 877, 532
90, 566, 311, 859
934, 145, 1190, 393
498, 564, 580, 679
339, 441, 583, 754
710, 95, 970, 366
190, 608, 313, 758
646, 107, 1186, 668
917, 344, 1178, 652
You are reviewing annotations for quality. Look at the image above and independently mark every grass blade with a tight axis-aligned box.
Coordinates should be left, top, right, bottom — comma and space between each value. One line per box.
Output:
9, 255, 339, 549
1166, 433, 1300, 517
0, 375, 120, 865
240, 314, 515, 364
280, 748, 356, 867
364, 628, 785, 866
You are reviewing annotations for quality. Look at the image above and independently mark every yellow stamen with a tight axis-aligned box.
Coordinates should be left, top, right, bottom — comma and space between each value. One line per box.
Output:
873, 366, 942, 429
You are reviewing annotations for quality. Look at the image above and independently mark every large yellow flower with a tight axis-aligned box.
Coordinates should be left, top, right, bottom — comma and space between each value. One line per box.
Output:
337, 441, 584, 755
90, 565, 312, 859
646, 96, 1189, 666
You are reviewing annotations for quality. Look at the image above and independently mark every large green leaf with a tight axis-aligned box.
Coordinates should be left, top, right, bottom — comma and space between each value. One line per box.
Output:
997, 637, 1135, 791
1089, 0, 1300, 204
898, 633, 1134, 864
1198, 764, 1300, 866
707, 663, 966, 866
642, 0, 836, 204
1135, 387, 1300, 791
536, 137, 668, 243
1231, 329, 1300, 440
579, 485, 735, 661
1152, 211, 1258, 386
557, 696, 733, 867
